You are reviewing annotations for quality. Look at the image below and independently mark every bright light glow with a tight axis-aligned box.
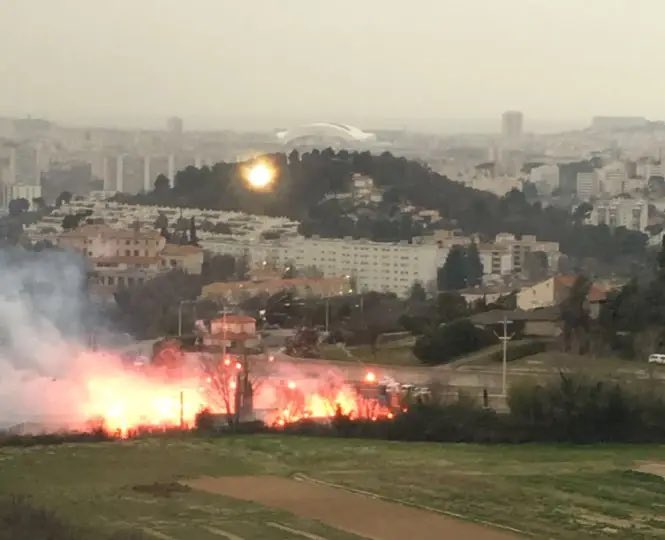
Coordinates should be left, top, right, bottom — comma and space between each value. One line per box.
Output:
287, 380, 297, 390
365, 371, 377, 384
245, 162, 275, 191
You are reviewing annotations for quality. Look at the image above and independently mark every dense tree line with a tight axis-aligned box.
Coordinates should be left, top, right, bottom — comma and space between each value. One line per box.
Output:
115, 150, 648, 265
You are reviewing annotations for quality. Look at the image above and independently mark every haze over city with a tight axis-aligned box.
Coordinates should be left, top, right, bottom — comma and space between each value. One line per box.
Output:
4, 2, 665, 539
2, 0, 664, 131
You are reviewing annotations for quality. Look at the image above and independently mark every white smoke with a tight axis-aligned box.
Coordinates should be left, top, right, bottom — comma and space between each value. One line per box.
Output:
0, 248, 101, 429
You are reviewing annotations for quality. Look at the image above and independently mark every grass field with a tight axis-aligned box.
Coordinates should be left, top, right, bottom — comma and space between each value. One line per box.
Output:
1, 435, 665, 539
319, 344, 420, 366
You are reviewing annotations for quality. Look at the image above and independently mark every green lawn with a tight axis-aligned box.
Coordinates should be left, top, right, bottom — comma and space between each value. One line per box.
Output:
319, 344, 420, 366
1, 436, 665, 539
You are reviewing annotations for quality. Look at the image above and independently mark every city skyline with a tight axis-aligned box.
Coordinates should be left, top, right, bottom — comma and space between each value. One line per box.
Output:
2, 0, 664, 132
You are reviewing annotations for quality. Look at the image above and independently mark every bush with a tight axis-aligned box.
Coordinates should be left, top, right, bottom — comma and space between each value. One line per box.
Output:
508, 373, 665, 442
414, 319, 496, 365
489, 340, 548, 363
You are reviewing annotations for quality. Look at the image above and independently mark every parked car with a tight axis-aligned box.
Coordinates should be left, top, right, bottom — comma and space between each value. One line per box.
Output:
648, 354, 665, 365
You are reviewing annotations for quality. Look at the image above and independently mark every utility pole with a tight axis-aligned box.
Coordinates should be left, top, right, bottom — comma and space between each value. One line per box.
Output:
494, 316, 514, 397
179, 390, 184, 429
325, 298, 330, 333
178, 300, 196, 337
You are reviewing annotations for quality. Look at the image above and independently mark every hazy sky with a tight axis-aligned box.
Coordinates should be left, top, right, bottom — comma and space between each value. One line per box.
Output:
1, 0, 663, 131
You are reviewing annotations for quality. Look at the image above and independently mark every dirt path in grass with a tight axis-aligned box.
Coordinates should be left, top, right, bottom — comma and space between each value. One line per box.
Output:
187, 475, 519, 540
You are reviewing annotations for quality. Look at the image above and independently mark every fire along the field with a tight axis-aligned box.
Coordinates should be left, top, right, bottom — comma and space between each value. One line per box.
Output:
59, 345, 422, 438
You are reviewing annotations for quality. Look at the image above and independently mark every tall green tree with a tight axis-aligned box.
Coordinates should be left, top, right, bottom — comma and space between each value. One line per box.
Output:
438, 246, 467, 290
465, 243, 484, 287
560, 275, 591, 353
409, 282, 427, 302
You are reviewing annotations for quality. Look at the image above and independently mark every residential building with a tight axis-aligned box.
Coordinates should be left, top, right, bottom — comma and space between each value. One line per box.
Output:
576, 171, 600, 201
477, 244, 513, 276
201, 235, 441, 297
428, 229, 472, 248
516, 275, 607, 317
501, 111, 523, 140
56, 225, 165, 258
458, 285, 514, 305
159, 244, 204, 274
351, 174, 383, 204
587, 198, 648, 232
494, 233, 560, 274
201, 276, 352, 304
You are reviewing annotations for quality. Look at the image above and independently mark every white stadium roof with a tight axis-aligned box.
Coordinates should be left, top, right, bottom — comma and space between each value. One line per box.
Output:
276, 122, 377, 144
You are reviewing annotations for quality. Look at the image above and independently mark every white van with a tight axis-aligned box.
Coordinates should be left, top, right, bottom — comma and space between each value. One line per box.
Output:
648, 354, 665, 365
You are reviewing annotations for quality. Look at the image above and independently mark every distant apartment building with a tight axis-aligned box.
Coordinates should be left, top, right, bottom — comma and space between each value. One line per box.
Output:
167, 116, 184, 137
501, 111, 523, 139
597, 162, 628, 196
587, 198, 648, 232
428, 229, 472, 248
201, 235, 441, 297
576, 171, 600, 201
477, 244, 513, 276
638, 160, 665, 179
494, 233, 560, 274
529, 164, 560, 195
57, 225, 165, 259
56, 225, 203, 298
102, 154, 181, 193
1, 183, 42, 208
159, 244, 204, 275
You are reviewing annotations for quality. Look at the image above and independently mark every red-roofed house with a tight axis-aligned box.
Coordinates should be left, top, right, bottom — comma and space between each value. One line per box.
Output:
517, 275, 608, 317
